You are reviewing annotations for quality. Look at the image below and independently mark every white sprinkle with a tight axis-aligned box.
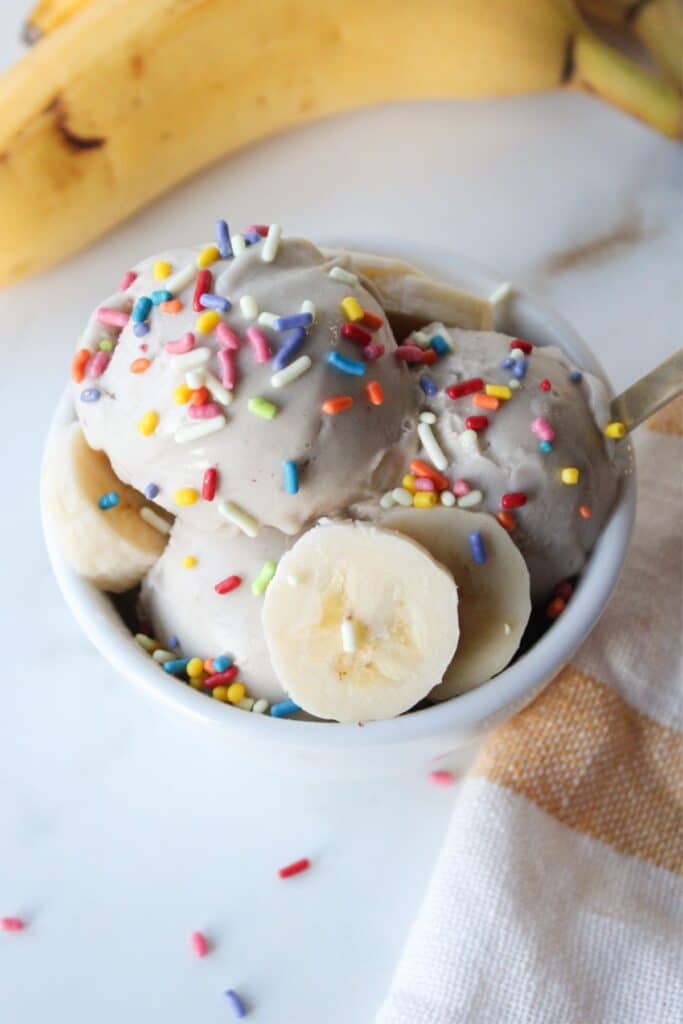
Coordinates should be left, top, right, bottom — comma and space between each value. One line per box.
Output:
488, 281, 513, 306
328, 266, 359, 286
204, 371, 233, 405
440, 490, 456, 507
459, 428, 479, 453
140, 507, 171, 534
261, 223, 282, 263
457, 489, 483, 509
417, 421, 448, 471
240, 294, 259, 320
152, 649, 175, 663
392, 487, 414, 507
300, 299, 316, 319
503, 622, 512, 636
185, 368, 206, 389
510, 347, 526, 361
253, 699, 269, 714
412, 330, 431, 349
171, 346, 211, 372
419, 411, 437, 424
270, 355, 312, 389
217, 499, 260, 537
341, 618, 357, 653
257, 312, 278, 328
380, 491, 396, 509
165, 263, 197, 295
174, 415, 227, 444
135, 633, 156, 651
286, 574, 300, 588
231, 233, 247, 255
508, 379, 521, 390
237, 697, 255, 711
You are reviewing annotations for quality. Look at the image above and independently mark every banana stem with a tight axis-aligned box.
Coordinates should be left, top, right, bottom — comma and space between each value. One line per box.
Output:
571, 32, 682, 137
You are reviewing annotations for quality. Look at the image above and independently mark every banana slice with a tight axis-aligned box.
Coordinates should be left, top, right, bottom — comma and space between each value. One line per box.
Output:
42, 422, 172, 592
381, 507, 531, 698
262, 521, 460, 723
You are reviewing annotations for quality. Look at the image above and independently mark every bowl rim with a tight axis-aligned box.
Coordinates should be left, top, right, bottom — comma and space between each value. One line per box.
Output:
41, 234, 636, 750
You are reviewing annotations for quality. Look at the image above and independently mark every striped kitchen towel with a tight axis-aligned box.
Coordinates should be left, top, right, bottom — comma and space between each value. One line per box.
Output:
378, 399, 683, 1024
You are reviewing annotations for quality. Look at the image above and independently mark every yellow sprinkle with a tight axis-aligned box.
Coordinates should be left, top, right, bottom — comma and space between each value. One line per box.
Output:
186, 657, 204, 679
402, 474, 416, 493
153, 260, 172, 280
189, 677, 204, 690
173, 384, 192, 405
561, 467, 580, 485
212, 685, 229, 702
340, 296, 363, 323
413, 491, 438, 508
138, 410, 159, 436
196, 244, 220, 268
195, 310, 221, 334
604, 421, 626, 439
485, 384, 512, 400
227, 682, 246, 704
182, 555, 197, 569
175, 487, 199, 506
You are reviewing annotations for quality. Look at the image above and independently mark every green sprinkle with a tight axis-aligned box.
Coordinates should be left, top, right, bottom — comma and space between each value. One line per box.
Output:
252, 560, 277, 596
98, 338, 113, 352
248, 396, 278, 420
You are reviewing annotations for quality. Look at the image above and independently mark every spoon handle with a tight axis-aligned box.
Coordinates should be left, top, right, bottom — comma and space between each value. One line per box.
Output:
610, 347, 683, 433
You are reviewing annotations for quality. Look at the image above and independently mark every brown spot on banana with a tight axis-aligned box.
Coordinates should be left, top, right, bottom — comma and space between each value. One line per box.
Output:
47, 96, 106, 151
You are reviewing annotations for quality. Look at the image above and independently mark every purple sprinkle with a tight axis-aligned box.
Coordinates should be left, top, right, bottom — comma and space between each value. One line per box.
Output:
244, 231, 262, 245
272, 312, 313, 332
570, 369, 582, 383
134, 322, 149, 337
468, 530, 487, 565
215, 219, 233, 259
144, 483, 159, 500
167, 635, 179, 650
199, 293, 231, 312
512, 357, 527, 379
419, 375, 438, 397
224, 990, 247, 1018
272, 327, 306, 370
500, 357, 515, 370
80, 388, 101, 402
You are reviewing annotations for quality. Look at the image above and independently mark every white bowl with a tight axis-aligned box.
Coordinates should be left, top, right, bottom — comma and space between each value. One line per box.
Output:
41, 236, 635, 777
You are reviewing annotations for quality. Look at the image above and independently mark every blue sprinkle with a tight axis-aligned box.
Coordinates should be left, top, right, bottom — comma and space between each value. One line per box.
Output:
419, 375, 439, 397
271, 698, 301, 718
132, 296, 152, 323
468, 530, 487, 565
224, 990, 247, 1019
272, 312, 313, 332
80, 387, 101, 403
133, 321, 149, 338
167, 635, 180, 650
539, 440, 553, 453
199, 292, 231, 312
163, 658, 190, 676
283, 459, 299, 495
500, 357, 515, 370
272, 327, 306, 370
98, 491, 119, 510
144, 482, 159, 500
326, 351, 366, 376
215, 219, 233, 259
150, 289, 173, 305
244, 231, 262, 245
570, 369, 582, 383
430, 335, 450, 357
212, 655, 233, 673
512, 357, 527, 380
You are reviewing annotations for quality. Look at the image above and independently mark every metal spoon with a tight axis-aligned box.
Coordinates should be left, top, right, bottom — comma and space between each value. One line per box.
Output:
610, 347, 683, 433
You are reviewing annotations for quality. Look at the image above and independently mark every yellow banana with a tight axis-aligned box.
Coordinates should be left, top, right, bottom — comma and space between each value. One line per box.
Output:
1, 0, 680, 288
22, 0, 93, 43
577, 0, 683, 90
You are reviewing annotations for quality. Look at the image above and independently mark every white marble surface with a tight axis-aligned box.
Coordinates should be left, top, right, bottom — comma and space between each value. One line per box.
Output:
0, 2, 681, 1020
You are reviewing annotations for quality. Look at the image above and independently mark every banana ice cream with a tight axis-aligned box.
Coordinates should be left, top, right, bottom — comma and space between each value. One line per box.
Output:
51, 221, 623, 722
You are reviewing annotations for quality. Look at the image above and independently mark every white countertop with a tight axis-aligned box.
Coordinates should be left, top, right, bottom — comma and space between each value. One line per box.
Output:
0, 2, 680, 1020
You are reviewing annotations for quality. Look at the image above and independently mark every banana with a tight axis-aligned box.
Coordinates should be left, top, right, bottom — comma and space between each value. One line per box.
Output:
381, 507, 531, 699
22, 0, 93, 43
261, 521, 460, 722
1, 0, 680, 288
577, 0, 683, 90
42, 422, 172, 592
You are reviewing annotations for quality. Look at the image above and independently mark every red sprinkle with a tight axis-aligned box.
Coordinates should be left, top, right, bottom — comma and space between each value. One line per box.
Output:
446, 378, 484, 400
501, 492, 527, 510
546, 596, 566, 620
579, 505, 592, 519
539, 379, 552, 392
395, 345, 424, 363
362, 343, 385, 361
1, 917, 25, 932
421, 350, 438, 365
496, 511, 516, 531
207, 666, 239, 686
202, 467, 217, 501
189, 931, 209, 958
278, 858, 311, 879
465, 415, 488, 431
429, 770, 454, 786
193, 269, 213, 312
510, 338, 533, 354
361, 309, 383, 330
554, 580, 573, 601
247, 224, 269, 237
341, 323, 372, 346
214, 575, 242, 595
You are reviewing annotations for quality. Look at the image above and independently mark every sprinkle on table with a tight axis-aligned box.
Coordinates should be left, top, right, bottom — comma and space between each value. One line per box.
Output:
1, 917, 26, 932
214, 575, 242, 595
429, 770, 454, 786
189, 931, 209, 958
224, 989, 248, 1019
278, 857, 311, 879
